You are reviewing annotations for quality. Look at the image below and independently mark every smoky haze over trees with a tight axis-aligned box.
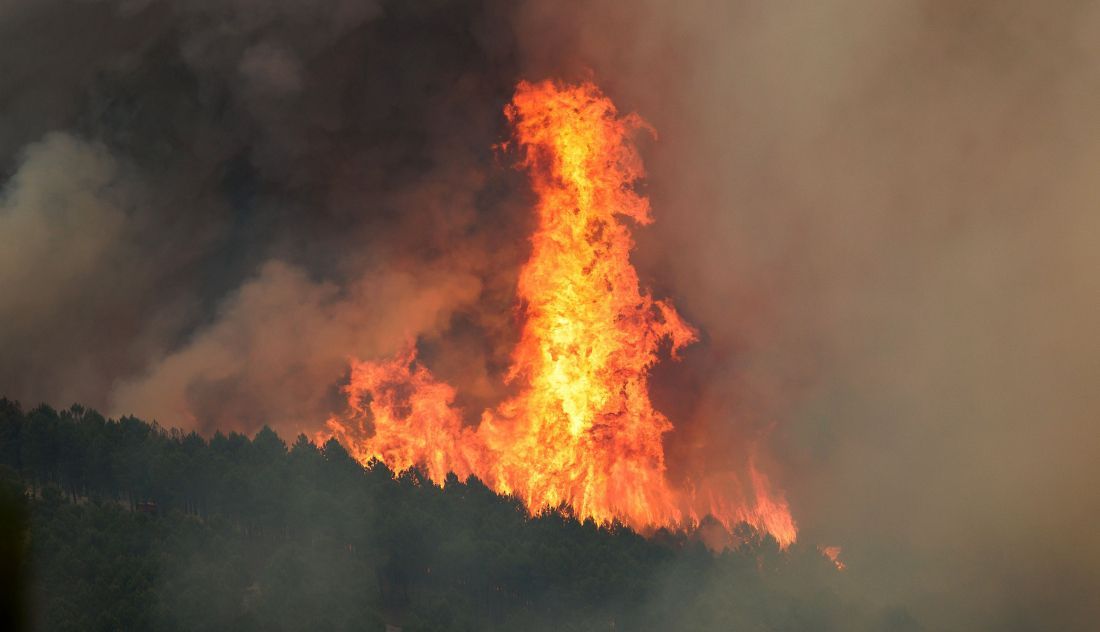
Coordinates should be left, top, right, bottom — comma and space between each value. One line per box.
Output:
0, 0, 1098, 630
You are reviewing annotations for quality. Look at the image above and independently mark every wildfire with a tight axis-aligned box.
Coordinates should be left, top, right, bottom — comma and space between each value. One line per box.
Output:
321, 80, 796, 547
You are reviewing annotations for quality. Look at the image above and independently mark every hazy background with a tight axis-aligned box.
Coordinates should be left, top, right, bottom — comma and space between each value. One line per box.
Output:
1, 0, 1097, 628
513, 1, 1100, 628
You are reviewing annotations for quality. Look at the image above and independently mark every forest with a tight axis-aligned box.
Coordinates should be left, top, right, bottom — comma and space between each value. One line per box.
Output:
0, 398, 917, 631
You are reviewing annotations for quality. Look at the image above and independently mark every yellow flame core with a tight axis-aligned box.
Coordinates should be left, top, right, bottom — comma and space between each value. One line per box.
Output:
484, 80, 696, 525
321, 80, 797, 547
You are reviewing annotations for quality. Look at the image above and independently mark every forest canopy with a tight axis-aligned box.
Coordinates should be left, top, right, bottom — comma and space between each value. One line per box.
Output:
0, 398, 915, 631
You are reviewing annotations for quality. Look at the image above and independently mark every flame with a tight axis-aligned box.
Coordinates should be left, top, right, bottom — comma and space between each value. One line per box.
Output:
820, 545, 846, 571
321, 345, 481, 483
322, 80, 796, 547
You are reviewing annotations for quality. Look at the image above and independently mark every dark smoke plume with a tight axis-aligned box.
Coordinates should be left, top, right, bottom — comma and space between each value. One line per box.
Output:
1, 0, 529, 439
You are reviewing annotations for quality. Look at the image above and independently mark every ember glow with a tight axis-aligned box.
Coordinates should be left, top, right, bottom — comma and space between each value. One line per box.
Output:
820, 546, 846, 571
322, 80, 796, 547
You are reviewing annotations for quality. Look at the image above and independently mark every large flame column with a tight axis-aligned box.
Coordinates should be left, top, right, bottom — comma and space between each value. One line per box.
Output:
480, 80, 697, 527
321, 80, 797, 548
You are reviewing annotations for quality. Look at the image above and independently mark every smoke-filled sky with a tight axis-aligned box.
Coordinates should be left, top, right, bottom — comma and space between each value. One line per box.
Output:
2, 0, 1098, 629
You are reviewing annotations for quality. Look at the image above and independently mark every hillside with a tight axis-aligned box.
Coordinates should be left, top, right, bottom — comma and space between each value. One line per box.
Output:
0, 399, 915, 631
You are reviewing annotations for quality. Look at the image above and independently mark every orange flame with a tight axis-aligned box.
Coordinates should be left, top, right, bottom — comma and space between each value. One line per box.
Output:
820, 545, 846, 571
322, 345, 481, 483
322, 80, 796, 547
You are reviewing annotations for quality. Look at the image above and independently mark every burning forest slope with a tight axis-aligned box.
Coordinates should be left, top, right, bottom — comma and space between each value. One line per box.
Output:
0, 400, 911, 631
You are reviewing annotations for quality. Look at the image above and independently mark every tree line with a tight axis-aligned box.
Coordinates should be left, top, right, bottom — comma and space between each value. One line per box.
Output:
0, 398, 919, 631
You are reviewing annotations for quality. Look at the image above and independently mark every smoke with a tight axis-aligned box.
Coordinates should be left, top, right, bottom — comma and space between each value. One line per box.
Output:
2, 0, 1098, 628
110, 259, 481, 437
0, 133, 195, 409
0, 0, 527, 432
509, 0, 1100, 628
